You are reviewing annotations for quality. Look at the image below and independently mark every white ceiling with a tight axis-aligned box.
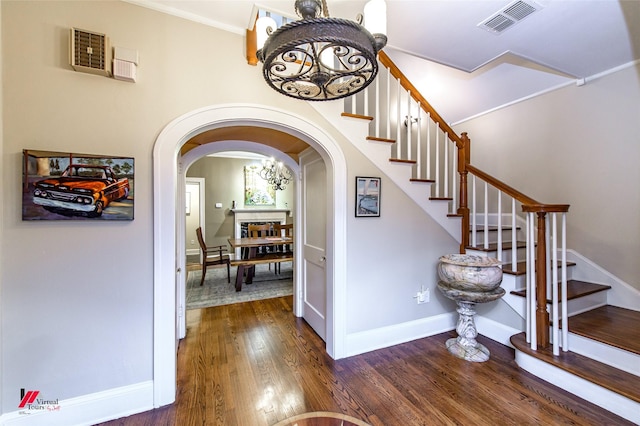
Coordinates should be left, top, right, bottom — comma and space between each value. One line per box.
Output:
129, 0, 640, 124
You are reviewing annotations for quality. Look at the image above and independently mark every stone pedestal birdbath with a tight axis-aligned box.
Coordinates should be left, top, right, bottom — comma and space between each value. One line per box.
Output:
437, 254, 505, 362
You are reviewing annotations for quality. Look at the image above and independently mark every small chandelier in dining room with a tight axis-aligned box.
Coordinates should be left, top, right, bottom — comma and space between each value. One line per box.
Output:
260, 158, 293, 191
255, 0, 388, 101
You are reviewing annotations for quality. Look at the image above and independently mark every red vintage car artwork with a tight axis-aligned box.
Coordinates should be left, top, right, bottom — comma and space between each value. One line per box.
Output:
32, 164, 130, 217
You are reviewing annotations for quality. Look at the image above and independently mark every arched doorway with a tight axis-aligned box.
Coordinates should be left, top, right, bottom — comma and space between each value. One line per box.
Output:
152, 104, 348, 407
178, 140, 302, 339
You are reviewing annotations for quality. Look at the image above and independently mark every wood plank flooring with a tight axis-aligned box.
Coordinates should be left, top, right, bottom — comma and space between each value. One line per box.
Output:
96, 296, 633, 426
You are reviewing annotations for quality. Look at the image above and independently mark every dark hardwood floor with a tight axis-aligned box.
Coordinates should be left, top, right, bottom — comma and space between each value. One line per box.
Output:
96, 296, 633, 426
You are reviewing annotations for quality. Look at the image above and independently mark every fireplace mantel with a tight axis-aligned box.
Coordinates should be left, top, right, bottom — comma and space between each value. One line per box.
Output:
231, 209, 290, 238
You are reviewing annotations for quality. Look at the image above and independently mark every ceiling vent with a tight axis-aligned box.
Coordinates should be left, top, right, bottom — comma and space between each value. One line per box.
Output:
478, 0, 544, 34
70, 28, 111, 77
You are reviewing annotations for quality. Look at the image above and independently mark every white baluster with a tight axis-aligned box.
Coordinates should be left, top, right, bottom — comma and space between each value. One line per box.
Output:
451, 136, 457, 215
561, 212, 568, 352
426, 113, 431, 179
416, 105, 422, 179
364, 83, 369, 118
511, 198, 517, 272
350, 88, 357, 115
375, 74, 380, 138
444, 132, 449, 199
386, 67, 391, 141
435, 128, 440, 197
396, 79, 401, 158
483, 181, 488, 249
528, 212, 537, 350
497, 191, 502, 261
471, 175, 477, 248
406, 92, 412, 161
551, 213, 559, 356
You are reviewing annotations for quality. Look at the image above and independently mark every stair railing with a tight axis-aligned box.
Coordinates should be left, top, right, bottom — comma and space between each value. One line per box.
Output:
346, 51, 570, 353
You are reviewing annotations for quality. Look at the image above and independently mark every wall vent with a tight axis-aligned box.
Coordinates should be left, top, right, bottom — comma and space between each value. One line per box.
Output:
478, 0, 544, 34
70, 28, 111, 76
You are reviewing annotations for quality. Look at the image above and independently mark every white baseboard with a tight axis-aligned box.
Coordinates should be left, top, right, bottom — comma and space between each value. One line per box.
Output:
0, 381, 154, 426
566, 249, 640, 310
475, 316, 522, 348
515, 351, 640, 424
345, 312, 456, 357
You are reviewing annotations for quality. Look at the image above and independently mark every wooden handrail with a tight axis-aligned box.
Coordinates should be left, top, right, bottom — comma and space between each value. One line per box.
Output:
467, 165, 569, 213
522, 204, 570, 213
466, 164, 540, 206
377, 51, 572, 350
378, 51, 465, 148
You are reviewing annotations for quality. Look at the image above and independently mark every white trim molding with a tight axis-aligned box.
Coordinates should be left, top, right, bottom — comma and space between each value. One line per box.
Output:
0, 381, 153, 426
346, 313, 456, 357
152, 104, 348, 408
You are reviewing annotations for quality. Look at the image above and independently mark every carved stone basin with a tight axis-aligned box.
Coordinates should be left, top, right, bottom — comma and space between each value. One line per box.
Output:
437, 254, 503, 292
437, 254, 505, 362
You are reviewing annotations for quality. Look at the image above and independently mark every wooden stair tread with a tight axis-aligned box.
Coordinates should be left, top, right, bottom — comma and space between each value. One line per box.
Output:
568, 305, 640, 355
366, 136, 395, 143
503, 260, 576, 276
510, 279, 610, 300
341, 112, 373, 121
471, 225, 520, 232
429, 197, 453, 201
466, 241, 527, 252
389, 158, 416, 164
510, 332, 640, 403
409, 178, 435, 183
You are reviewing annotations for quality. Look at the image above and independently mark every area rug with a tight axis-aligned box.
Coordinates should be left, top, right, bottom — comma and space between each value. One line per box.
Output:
186, 263, 293, 310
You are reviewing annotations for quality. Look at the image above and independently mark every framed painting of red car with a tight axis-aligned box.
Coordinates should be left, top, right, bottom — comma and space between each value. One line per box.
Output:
22, 149, 134, 221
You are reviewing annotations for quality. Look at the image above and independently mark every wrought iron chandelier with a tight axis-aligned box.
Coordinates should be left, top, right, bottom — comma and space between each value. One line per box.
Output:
260, 158, 292, 191
256, 0, 387, 101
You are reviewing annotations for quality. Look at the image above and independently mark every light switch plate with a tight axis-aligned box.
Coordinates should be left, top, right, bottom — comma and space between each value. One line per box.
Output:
215, 203, 222, 208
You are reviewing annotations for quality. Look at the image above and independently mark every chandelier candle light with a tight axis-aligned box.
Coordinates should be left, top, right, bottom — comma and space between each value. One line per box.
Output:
260, 158, 292, 191
256, 0, 387, 101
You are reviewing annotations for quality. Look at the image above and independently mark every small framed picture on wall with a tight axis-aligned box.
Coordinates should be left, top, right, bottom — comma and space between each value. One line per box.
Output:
355, 176, 381, 217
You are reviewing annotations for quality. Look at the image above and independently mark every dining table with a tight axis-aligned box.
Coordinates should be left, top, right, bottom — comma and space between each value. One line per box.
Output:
227, 236, 294, 291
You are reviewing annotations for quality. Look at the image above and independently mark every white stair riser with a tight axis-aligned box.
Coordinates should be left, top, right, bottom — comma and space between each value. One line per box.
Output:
566, 333, 640, 377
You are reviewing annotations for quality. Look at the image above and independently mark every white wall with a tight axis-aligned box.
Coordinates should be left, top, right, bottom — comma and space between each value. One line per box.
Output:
454, 64, 640, 290
0, 0, 460, 419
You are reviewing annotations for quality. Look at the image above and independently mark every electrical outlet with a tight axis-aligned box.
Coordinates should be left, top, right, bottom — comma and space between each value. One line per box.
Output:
414, 288, 430, 304
191, 239, 195, 245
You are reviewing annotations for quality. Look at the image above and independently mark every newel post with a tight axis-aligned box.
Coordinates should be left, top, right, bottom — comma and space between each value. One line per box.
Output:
535, 211, 550, 348
457, 133, 471, 253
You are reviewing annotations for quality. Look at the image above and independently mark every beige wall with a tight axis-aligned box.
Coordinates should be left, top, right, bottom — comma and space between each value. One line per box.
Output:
455, 64, 640, 289
1, 0, 459, 415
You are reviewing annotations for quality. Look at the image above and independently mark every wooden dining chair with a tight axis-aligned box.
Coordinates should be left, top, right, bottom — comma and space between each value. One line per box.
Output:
247, 223, 273, 251
196, 226, 230, 285
273, 223, 293, 274
247, 223, 274, 270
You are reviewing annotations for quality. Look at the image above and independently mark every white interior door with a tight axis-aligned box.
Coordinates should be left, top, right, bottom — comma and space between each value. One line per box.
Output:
179, 178, 205, 340
301, 151, 327, 339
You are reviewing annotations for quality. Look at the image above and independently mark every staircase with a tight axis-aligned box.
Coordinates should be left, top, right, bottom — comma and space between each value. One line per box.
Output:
309, 51, 640, 423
